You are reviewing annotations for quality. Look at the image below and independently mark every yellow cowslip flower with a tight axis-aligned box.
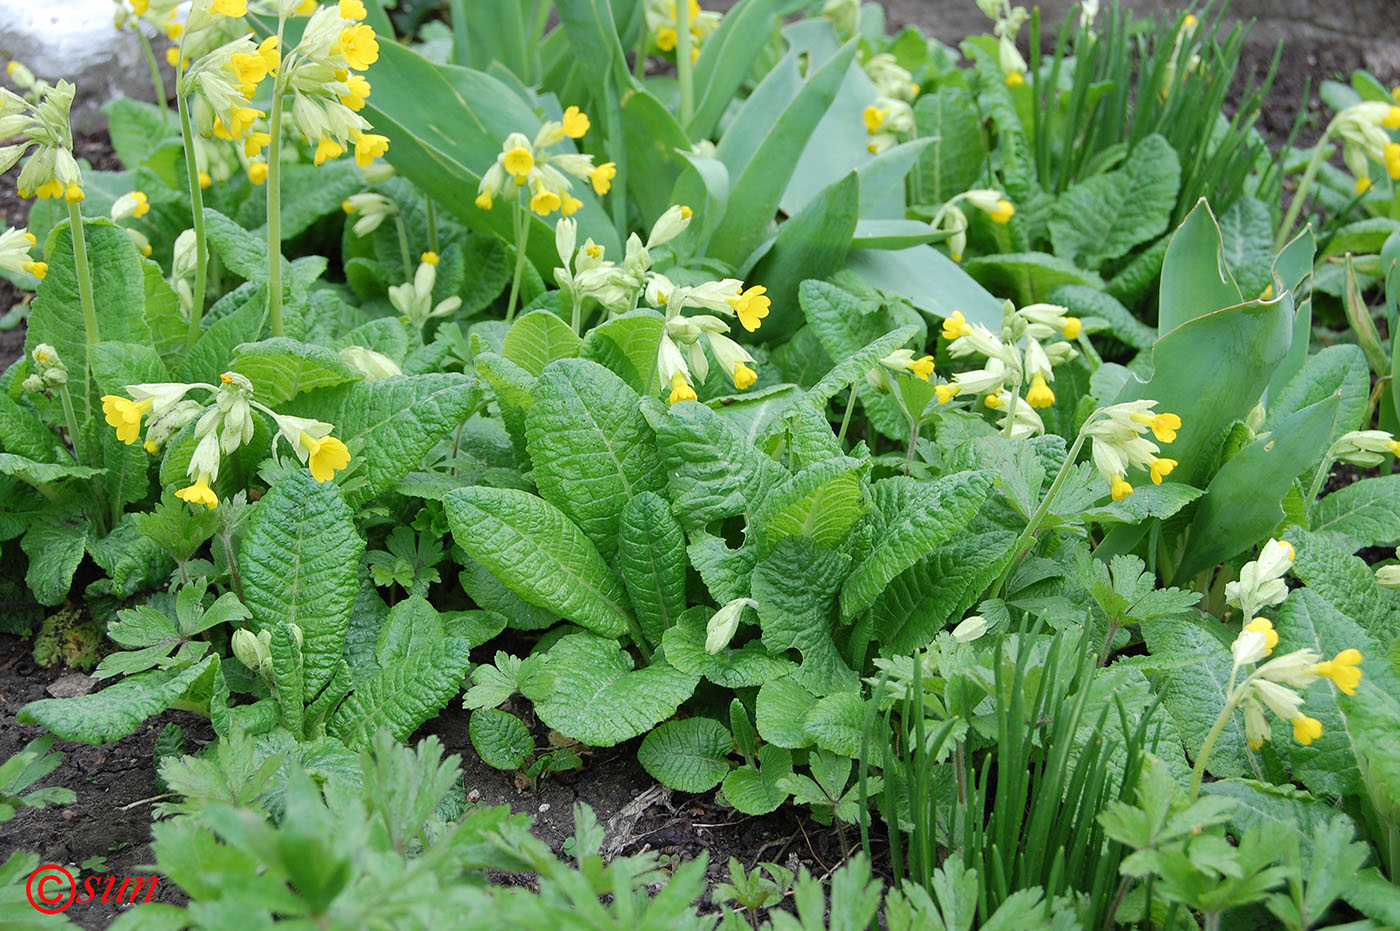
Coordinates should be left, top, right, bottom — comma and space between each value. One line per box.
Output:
339, 72, 370, 111
1244, 617, 1278, 654
669, 372, 697, 405
1110, 478, 1133, 501
248, 161, 268, 184
590, 161, 616, 195
210, 0, 247, 16
942, 310, 973, 341
244, 131, 272, 157
167, 22, 183, 39
989, 199, 1015, 223
863, 106, 886, 134
503, 146, 534, 179
530, 190, 561, 215
1063, 316, 1083, 339
733, 362, 756, 390
475, 191, 493, 210
421, 251, 440, 265
23, 260, 46, 279
1130, 410, 1181, 443
1149, 456, 1176, 484
300, 431, 351, 482
229, 52, 267, 88
727, 285, 769, 332
102, 395, 155, 445
339, 0, 367, 18
561, 105, 590, 138
314, 136, 344, 165
296, 0, 317, 12
1384, 106, 1400, 130
258, 36, 280, 74
64, 183, 84, 204
338, 24, 379, 71
198, 170, 212, 189
352, 131, 389, 167
655, 26, 677, 50
177, 473, 219, 509
1026, 373, 1054, 408
1357, 177, 1373, 195
561, 193, 582, 216
1310, 649, 1363, 696
1292, 715, 1323, 746
935, 383, 960, 405
1005, 70, 1025, 87
910, 355, 934, 381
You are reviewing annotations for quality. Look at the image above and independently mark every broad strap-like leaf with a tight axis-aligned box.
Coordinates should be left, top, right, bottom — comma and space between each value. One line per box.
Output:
238, 470, 365, 694
445, 486, 633, 638
19, 657, 215, 745
328, 637, 473, 748
526, 359, 665, 559
752, 456, 869, 555
840, 470, 996, 621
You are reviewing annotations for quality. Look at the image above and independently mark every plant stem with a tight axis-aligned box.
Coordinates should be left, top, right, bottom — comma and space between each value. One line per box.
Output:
68, 202, 99, 424
1188, 669, 1242, 802
1275, 124, 1334, 251
175, 82, 209, 350
266, 16, 288, 337
1001, 377, 1022, 438
676, 1, 694, 127
994, 427, 1090, 597
1101, 875, 1134, 931
836, 387, 858, 447
57, 384, 84, 467
394, 214, 413, 279
134, 28, 168, 114
1305, 446, 1337, 508
505, 199, 531, 322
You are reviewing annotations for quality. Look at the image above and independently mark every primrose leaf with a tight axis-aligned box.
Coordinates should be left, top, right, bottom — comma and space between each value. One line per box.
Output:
20, 518, 88, 606
19, 657, 215, 745
469, 708, 534, 771
1310, 475, 1400, 552
637, 718, 733, 792
328, 636, 473, 748
526, 359, 666, 559
914, 85, 985, 204
661, 607, 796, 689
445, 486, 633, 638
752, 456, 869, 555
290, 373, 482, 509
872, 530, 1016, 655
755, 536, 855, 695
617, 492, 689, 647
230, 338, 363, 405
1048, 134, 1180, 269
532, 633, 698, 747
238, 470, 365, 695
840, 471, 997, 621
721, 744, 793, 815
755, 676, 822, 749
503, 309, 584, 376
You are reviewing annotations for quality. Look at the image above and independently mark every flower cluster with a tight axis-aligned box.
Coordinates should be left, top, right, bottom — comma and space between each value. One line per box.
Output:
342, 192, 398, 236
1225, 538, 1294, 622
0, 79, 83, 203
101, 373, 351, 508
977, 0, 1030, 86
1329, 100, 1400, 194
20, 344, 67, 395
389, 251, 462, 330
0, 225, 46, 281
929, 189, 1016, 262
280, 1, 388, 168
645, 0, 721, 63
934, 301, 1081, 437
113, 0, 183, 42
475, 107, 613, 217
1329, 429, 1400, 467
1082, 399, 1181, 500
861, 54, 919, 154
553, 217, 632, 317
1227, 615, 1362, 749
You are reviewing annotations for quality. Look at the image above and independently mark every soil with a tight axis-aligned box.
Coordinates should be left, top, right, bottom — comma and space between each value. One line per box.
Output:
0, 634, 846, 928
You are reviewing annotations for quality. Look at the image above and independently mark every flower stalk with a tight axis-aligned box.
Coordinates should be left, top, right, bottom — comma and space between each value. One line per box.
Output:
175, 76, 209, 349
67, 201, 99, 421
265, 15, 289, 338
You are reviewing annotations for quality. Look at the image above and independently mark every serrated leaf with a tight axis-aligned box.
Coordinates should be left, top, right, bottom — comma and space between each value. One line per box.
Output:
1311, 475, 1400, 551
328, 637, 472, 747
637, 718, 733, 791
290, 373, 481, 508
914, 86, 985, 204
800, 324, 922, 415
753, 457, 869, 554
18, 657, 214, 745
0, 453, 103, 485
526, 359, 665, 558
721, 744, 793, 815
238, 470, 364, 694
445, 486, 632, 638
755, 676, 821, 749
841, 470, 996, 620
269, 622, 305, 738
617, 492, 688, 647
502, 309, 583, 376
177, 283, 268, 384
688, 531, 757, 604
579, 310, 666, 396
21, 518, 88, 606
1266, 344, 1369, 439
661, 607, 795, 689
803, 691, 866, 757
1048, 134, 1180, 269
533, 633, 698, 747
649, 400, 789, 532
469, 708, 534, 770
230, 338, 362, 405
872, 530, 1016, 655
457, 556, 558, 631
755, 537, 854, 695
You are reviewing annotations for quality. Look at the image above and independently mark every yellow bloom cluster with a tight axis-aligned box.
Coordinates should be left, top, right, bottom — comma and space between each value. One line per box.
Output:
929, 189, 1015, 263
281, 2, 387, 167
113, 0, 182, 41
1, 79, 84, 203
1229, 615, 1363, 749
1329, 100, 1400, 193
475, 107, 614, 217
1082, 399, 1180, 500
861, 54, 919, 154
101, 373, 351, 508
645, 0, 721, 63
0, 226, 46, 281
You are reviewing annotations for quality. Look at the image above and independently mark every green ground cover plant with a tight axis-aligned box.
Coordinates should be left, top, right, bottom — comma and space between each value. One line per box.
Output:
2, 0, 1400, 927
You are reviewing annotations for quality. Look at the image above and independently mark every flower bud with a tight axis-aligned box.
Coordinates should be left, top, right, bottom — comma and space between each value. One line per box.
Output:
952, 614, 988, 642
232, 628, 268, 672
339, 345, 401, 380
705, 598, 755, 654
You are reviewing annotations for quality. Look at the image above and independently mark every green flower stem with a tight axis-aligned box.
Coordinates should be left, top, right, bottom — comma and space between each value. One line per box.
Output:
1188, 667, 1243, 802
425, 198, 439, 254
394, 214, 413, 279
57, 383, 84, 468
1306, 443, 1340, 507
175, 83, 209, 351
836, 386, 859, 447
1275, 123, 1335, 252
67, 201, 99, 424
1000, 382, 1021, 438
994, 425, 1089, 598
676, 1, 694, 127
134, 28, 168, 115
266, 16, 289, 338
505, 198, 531, 323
